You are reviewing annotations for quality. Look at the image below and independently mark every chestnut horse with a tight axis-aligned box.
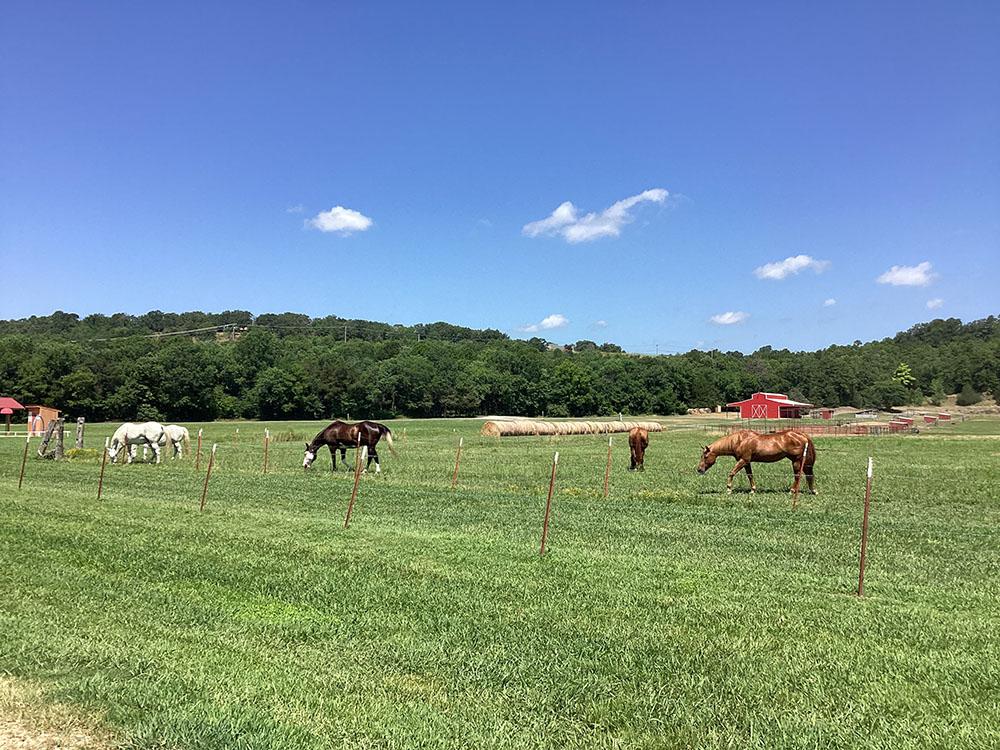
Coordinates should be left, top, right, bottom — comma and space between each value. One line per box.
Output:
303, 420, 396, 473
697, 429, 817, 495
629, 427, 649, 471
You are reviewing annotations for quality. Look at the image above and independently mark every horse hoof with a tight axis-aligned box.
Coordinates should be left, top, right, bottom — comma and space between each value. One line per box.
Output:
811, 490, 819, 496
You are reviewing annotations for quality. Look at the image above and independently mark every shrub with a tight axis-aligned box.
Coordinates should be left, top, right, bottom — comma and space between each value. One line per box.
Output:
956, 384, 983, 406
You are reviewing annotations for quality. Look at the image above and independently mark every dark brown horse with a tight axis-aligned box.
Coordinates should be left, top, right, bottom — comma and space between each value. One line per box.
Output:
697, 429, 816, 495
303, 420, 396, 473
629, 427, 649, 471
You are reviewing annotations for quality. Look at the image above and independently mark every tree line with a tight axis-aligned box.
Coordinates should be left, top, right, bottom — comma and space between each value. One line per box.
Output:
0, 311, 996, 422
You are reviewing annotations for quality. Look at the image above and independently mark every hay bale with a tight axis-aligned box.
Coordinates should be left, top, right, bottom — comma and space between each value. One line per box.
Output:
480, 419, 664, 437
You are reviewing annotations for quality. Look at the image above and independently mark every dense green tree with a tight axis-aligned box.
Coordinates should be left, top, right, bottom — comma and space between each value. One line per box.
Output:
0, 311, 996, 421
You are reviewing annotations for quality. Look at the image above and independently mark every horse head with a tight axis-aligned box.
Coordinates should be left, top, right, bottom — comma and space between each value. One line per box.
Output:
697, 445, 717, 474
303, 442, 318, 470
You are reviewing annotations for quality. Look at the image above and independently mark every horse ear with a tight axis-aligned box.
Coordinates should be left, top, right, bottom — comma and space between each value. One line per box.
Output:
304, 442, 309, 450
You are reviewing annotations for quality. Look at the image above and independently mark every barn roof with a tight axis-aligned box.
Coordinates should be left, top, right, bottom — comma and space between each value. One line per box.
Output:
0, 396, 25, 411
726, 392, 813, 408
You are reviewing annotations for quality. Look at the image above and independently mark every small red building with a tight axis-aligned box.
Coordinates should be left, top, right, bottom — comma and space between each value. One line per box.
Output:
0, 396, 25, 432
727, 392, 813, 419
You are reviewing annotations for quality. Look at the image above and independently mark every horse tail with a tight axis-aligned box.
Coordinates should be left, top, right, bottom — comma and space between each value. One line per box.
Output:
804, 436, 816, 469
380, 424, 397, 456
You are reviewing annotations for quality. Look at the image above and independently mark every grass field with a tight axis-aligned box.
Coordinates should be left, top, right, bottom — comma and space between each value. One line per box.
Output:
2, 418, 999, 749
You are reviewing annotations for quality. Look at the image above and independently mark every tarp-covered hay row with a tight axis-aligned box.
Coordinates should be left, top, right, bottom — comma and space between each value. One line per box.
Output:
480, 420, 663, 437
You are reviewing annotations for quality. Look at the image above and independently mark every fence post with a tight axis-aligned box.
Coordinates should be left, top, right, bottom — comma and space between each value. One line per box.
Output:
451, 437, 463, 489
75, 417, 85, 449
345, 445, 368, 528
37, 420, 57, 458
857, 457, 873, 597
792, 440, 808, 510
263, 429, 270, 474
195, 428, 203, 472
17, 436, 30, 490
97, 437, 109, 499
603, 436, 612, 498
55, 418, 65, 460
539, 452, 559, 555
199, 444, 217, 512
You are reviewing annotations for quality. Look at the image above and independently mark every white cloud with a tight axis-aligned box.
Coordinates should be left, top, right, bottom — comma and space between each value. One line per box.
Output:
523, 188, 668, 243
710, 311, 749, 325
876, 261, 935, 287
306, 206, 373, 235
593, 319, 608, 328
519, 313, 569, 333
823, 298, 837, 307
754, 254, 830, 280
926, 298, 944, 310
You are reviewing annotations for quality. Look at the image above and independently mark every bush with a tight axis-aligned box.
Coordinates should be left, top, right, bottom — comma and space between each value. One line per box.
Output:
956, 384, 983, 406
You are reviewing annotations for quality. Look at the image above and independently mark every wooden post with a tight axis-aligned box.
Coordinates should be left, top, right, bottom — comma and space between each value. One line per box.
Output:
97, 437, 109, 499
195, 428, 203, 472
199, 444, 217, 512
344, 445, 367, 528
539, 452, 559, 555
17, 436, 30, 490
54, 418, 65, 460
603, 436, 613, 498
451, 437, 463, 489
857, 457, 874, 597
263, 429, 270, 474
792, 440, 808, 510
37, 419, 57, 458
75, 417, 85, 449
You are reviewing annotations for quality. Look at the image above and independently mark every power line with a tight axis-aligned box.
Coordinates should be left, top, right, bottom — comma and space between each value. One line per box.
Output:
73, 324, 238, 343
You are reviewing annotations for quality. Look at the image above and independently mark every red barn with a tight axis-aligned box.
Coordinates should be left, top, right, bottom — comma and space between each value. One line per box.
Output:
726, 392, 813, 419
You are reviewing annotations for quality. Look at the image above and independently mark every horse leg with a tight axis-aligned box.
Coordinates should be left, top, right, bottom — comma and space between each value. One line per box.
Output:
329, 445, 337, 471
151, 440, 161, 464
727, 459, 748, 494
790, 458, 803, 494
340, 447, 350, 469
744, 463, 756, 493
805, 463, 817, 495
370, 447, 380, 474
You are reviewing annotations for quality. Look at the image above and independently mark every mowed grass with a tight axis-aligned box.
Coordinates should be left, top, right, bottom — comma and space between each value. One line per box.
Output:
1, 419, 998, 749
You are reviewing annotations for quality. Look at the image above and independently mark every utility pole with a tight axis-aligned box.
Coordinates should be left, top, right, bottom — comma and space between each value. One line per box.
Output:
343, 324, 347, 344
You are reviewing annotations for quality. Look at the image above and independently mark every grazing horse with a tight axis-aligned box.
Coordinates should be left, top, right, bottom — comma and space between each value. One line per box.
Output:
109, 421, 166, 464
303, 420, 396, 473
628, 427, 649, 471
140, 424, 191, 461
697, 429, 817, 495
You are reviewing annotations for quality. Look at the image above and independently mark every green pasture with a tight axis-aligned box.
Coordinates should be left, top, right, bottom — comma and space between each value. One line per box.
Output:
2, 419, 998, 748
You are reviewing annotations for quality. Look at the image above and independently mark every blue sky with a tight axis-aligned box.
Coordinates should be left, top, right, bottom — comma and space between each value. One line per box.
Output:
2, 2, 998, 353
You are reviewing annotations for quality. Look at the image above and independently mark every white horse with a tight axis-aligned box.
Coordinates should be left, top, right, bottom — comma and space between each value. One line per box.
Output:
109, 422, 166, 464
141, 424, 190, 460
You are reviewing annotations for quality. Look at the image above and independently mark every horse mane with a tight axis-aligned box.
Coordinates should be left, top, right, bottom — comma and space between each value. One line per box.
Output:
708, 430, 754, 456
